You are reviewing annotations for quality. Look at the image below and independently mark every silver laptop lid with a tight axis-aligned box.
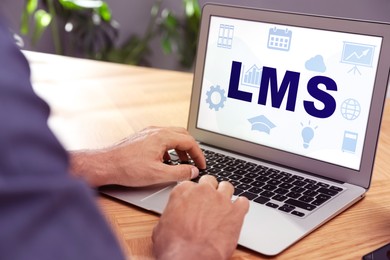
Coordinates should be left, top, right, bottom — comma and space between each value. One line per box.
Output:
188, 4, 390, 189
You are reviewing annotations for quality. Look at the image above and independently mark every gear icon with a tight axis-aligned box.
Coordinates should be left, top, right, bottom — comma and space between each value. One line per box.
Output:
206, 85, 227, 111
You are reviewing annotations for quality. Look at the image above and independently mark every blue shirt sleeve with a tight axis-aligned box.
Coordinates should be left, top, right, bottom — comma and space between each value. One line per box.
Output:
0, 18, 125, 260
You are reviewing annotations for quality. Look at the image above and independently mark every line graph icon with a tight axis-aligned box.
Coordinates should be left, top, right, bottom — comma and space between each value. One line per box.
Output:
341, 42, 375, 75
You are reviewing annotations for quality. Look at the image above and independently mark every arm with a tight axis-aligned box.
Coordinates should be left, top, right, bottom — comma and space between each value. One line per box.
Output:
0, 18, 124, 259
69, 126, 206, 187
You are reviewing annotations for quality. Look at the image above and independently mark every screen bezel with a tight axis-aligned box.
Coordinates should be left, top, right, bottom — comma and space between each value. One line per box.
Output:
187, 4, 390, 189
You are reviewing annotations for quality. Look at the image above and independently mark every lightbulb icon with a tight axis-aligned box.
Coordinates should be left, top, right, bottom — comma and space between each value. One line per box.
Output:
301, 121, 317, 149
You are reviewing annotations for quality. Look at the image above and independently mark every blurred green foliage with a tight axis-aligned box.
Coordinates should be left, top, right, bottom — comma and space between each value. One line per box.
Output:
21, 0, 201, 69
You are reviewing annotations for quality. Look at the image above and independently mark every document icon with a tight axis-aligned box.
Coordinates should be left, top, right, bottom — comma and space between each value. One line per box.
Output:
267, 27, 292, 51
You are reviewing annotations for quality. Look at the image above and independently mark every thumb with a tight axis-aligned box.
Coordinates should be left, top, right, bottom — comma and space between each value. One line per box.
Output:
161, 164, 200, 182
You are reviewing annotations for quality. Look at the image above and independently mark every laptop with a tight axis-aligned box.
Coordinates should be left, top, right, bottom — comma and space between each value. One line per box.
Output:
100, 4, 390, 256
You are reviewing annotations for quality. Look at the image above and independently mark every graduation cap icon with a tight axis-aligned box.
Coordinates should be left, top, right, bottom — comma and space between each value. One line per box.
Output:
248, 115, 276, 134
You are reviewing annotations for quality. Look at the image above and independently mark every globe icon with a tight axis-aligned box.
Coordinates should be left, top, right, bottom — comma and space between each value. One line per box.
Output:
341, 98, 361, 120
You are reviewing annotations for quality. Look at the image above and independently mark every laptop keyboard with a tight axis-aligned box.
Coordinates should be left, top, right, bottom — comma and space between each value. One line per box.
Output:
168, 148, 345, 218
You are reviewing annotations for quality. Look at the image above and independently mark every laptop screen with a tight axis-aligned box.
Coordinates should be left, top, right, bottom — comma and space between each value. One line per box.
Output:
196, 15, 383, 171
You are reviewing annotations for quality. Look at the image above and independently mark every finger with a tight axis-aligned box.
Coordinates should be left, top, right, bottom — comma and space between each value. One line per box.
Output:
160, 164, 199, 182
198, 175, 218, 188
217, 181, 234, 198
233, 196, 250, 216
163, 131, 206, 170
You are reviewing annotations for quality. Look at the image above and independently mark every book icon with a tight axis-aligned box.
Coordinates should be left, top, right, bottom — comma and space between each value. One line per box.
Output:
267, 27, 292, 51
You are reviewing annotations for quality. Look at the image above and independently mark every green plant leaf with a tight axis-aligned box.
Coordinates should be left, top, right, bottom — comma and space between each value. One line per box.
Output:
21, 0, 39, 35
183, 0, 200, 17
161, 36, 172, 54
98, 2, 112, 21
26, 0, 38, 14
32, 9, 52, 45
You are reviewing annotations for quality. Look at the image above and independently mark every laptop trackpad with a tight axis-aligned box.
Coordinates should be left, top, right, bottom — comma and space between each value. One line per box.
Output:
99, 183, 176, 214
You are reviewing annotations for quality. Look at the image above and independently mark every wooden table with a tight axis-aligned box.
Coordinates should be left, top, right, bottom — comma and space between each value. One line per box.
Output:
27, 51, 390, 259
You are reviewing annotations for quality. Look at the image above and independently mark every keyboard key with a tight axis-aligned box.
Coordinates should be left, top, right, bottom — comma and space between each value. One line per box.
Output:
207, 168, 221, 173
251, 181, 265, 188
239, 177, 254, 184
263, 184, 277, 191
330, 186, 343, 192
269, 173, 283, 179
228, 180, 240, 186
291, 186, 306, 193
224, 166, 236, 172
292, 175, 304, 180
234, 169, 248, 175
256, 165, 268, 171
299, 195, 314, 203
260, 190, 275, 198
316, 194, 331, 200
268, 179, 282, 186
304, 184, 319, 190
229, 174, 242, 181
213, 164, 225, 169
254, 196, 270, 204
311, 199, 328, 206
280, 177, 295, 183
218, 171, 232, 177
285, 199, 317, 211
292, 180, 306, 186
256, 176, 270, 182
245, 172, 259, 179
274, 188, 289, 195
233, 188, 244, 196
240, 192, 258, 200
235, 164, 247, 170
278, 204, 295, 212
318, 187, 339, 196
286, 191, 301, 199
248, 187, 263, 194
273, 194, 288, 202
317, 182, 330, 188
279, 171, 292, 177
267, 169, 280, 174
237, 183, 251, 190
291, 211, 305, 217
303, 190, 319, 197
304, 178, 317, 184
266, 202, 279, 208
279, 183, 294, 189
217, 176, 229, 182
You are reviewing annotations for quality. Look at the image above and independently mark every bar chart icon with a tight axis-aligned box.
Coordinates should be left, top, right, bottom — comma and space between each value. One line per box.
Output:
242, 64, 262, 87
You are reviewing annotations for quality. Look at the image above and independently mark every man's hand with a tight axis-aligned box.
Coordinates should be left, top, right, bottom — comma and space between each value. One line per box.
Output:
69, 126, 206, 187
152, 175, 250, 260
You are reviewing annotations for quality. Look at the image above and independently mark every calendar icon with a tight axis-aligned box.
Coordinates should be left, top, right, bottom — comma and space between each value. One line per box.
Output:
267, 27, 292, 51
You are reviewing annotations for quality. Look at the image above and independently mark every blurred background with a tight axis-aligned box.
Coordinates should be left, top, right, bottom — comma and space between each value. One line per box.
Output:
1, 0, 389, 72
